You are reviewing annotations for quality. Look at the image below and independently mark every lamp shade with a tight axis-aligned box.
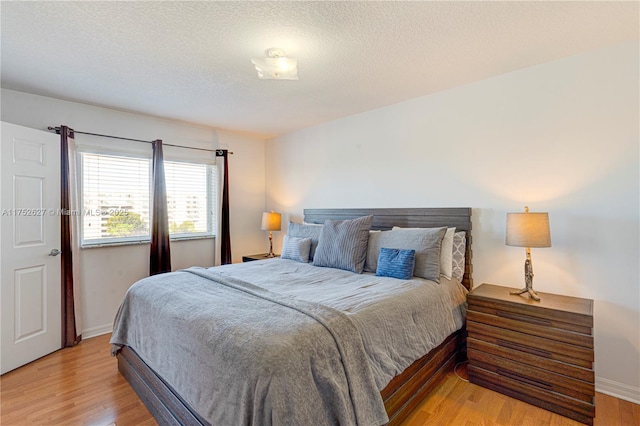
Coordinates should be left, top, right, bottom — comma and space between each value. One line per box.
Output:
261, 212, 281, 232
506, 211, 551, 248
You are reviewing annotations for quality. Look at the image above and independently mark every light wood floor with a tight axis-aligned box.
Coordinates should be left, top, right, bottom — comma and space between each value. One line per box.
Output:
1, 334, 638, 425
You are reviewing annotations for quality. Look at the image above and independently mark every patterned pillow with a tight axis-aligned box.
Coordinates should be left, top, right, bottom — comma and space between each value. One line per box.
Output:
281, 235, 312, 263
376, 248, 416, 280
288, 222, 323, 260
452, 231, 467, 282
312, 215, 373, 273
365, 227, 446, 282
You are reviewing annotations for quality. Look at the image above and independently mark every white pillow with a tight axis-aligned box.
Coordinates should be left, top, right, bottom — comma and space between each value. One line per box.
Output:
393, 226, 455, 280
439, 228, 455, 279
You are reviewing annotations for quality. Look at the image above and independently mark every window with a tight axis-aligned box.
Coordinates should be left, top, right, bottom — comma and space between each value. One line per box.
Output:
79, 149, 216, 247
165, 160, 216, 238
80, 152, 150, 246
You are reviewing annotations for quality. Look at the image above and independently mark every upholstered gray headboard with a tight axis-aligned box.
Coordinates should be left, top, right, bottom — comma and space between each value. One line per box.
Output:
303, 208, 473, 290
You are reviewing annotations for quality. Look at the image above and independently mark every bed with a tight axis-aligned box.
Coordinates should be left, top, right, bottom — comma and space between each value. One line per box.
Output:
112, 207, 473, 425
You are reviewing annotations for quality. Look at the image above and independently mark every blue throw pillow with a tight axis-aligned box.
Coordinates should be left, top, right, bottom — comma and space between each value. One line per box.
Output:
375, 248, 416, 280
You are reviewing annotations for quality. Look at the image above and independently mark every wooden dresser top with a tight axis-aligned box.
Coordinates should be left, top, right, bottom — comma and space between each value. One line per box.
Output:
469, 283, 593, 317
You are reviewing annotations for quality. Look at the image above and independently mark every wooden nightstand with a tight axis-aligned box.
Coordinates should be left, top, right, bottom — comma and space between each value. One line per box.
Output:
242, 253, 280, 262
467, 283, 595, 425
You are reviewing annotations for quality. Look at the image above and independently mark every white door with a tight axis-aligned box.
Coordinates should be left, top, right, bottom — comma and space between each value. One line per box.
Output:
1, 122, 61, 374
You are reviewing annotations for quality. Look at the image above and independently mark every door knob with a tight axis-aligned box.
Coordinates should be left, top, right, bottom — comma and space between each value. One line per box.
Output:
48, 249, 61, 256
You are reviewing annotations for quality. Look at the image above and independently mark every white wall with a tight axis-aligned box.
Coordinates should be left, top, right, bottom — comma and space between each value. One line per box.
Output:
266, 41, 640, 402
1, 89, 267, 337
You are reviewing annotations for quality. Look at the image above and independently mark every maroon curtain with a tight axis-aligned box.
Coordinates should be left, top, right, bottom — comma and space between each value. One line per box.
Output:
216, 149, 231, 264
150, 140, 171, 275
60, 125, 81, 347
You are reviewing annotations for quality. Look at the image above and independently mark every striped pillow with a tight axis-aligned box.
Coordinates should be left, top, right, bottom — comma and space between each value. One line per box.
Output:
281, 235, 312, 263
376, 248, 416, 280
312, 215, 373, 273
288, 222, 323, 261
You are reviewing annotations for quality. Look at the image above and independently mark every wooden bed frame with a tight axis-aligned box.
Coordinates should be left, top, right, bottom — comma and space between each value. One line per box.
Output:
116, 207, 473, 425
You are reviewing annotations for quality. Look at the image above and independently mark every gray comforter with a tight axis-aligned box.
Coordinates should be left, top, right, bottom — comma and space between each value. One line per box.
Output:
111, 259, 468, 425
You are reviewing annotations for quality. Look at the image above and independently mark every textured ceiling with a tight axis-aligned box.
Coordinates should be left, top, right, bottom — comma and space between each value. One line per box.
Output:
1, 1, 638, 138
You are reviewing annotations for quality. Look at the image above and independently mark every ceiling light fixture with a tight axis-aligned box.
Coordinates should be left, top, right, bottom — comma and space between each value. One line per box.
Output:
251, 48, 298, 80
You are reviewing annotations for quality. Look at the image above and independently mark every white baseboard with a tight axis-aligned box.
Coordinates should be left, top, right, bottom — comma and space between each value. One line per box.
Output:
596, 376, 640, 404
82, 323, 113, 339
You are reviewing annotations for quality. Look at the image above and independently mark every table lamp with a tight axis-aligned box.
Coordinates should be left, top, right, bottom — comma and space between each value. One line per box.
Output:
261, 211, 281, 258
506, 206, 551, 301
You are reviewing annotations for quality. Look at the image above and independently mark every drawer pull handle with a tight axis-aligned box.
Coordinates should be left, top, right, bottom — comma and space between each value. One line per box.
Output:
498, 368, 553, 390
496, 310, 552, 326
497, 339, 552, 358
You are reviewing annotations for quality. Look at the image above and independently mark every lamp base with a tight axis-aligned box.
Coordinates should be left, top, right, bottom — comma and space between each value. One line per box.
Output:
510, 252, 541, 301
266, 231, 275, 258
510, 287, 540, 302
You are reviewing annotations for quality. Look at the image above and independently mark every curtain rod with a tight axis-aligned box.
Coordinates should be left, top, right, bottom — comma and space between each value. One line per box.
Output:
47, 126, 233, 155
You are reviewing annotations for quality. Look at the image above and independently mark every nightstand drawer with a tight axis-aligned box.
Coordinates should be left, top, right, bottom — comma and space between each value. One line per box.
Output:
468, 337, 595, 383
468, 347, 595, 402
467, 285, 593, 329
467, 321, 594, 368
469, 365, 595, 425
467, 310, 593, 348
467, 302, 592, 335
